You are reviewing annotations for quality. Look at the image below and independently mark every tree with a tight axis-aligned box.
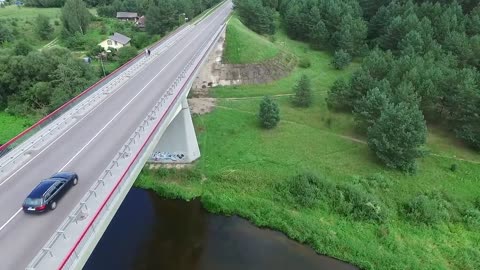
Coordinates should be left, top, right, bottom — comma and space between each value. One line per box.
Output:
117, 46, 138, 65
14, 40, 34, 56
331, 49, 351, 69
146, 0, 178, 35
259, 96, 280, 129
367, 102, 427, 173
332, 14, 368, 56
61, 0, 91, 35
326, 78, 352, 111
234, 0, 275, 35
36, 14, 54, 40
291, 75, 312, 107
353, 85, 390, 129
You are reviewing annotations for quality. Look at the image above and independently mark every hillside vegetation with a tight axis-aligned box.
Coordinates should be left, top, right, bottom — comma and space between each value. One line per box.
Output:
223, 16, 279, 64
137, 9, 480, 270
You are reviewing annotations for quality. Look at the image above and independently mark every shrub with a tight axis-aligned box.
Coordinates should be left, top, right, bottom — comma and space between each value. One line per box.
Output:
285, 172, 331, 207
298, 57, 311, 68
87, 45, 104, 58
352, 173, 393, 191
331, 49, 352, 70
450, 163, 457, 172
463, 208, 480, 229
258, 96, 280, 129
62, 32, 86, 50
404, 194, 449, 225
331, 184, 387, 223
117, 46, 138, 65
474, 197, 480, 209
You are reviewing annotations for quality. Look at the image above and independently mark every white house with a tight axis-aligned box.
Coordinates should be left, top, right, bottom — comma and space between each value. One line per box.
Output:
98, 32, 131, 51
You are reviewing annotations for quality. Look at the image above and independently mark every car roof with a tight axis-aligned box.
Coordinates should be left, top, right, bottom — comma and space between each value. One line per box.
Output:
27, 179, 58, 198
51, 171, 74, 179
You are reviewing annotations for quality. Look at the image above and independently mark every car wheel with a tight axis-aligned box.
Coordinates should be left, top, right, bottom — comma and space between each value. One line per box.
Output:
73, 177, 78, 186
50, 201, 57, 210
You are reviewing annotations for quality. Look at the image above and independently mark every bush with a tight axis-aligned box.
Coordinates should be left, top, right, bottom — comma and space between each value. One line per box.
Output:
463, 208, 480, 229
331, 49, 352, 70
62, 32, 86, 50
450, 163, 457, 172
474, 197, 480, 209
117, 46, 138, 65
87, 45, 104, 58
404, 194, 450, 225
258, 96, 280, 129
298, 57, 311, 68
331, 184, 387, 223
352, 173, 393, 191
285, 172, 330, 207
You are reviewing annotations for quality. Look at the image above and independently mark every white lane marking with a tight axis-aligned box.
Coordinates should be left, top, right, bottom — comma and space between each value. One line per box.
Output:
0, 208, 22, 233
0, 7, 229, 232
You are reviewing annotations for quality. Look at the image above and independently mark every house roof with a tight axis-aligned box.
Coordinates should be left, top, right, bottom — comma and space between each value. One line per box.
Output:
116, 12, 138, 18
136, 15, 146, 27
109, 32, 131, 44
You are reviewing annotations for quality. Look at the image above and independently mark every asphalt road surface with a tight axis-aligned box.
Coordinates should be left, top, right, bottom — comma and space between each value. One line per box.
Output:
0, 2, 232, 269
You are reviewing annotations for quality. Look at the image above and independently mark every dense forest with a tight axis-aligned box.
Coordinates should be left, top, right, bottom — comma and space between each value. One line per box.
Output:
0, 0, 221, 119
234, 0, 480, 172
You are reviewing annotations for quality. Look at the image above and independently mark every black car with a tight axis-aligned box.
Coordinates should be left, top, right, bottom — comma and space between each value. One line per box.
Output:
22, 172, 79, 213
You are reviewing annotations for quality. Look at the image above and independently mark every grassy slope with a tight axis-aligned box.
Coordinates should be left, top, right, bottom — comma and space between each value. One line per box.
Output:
0, 6, 62, 48
136, 16, 480, 270
0, 113, 34, 144
0, 6, 61, 19
222, 16, 279, 64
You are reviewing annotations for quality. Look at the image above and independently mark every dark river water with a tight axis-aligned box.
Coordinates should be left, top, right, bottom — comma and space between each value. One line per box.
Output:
84, 188, 357, 270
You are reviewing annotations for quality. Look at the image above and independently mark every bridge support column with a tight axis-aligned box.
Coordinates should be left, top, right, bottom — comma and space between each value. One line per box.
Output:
150, 98, 200, 163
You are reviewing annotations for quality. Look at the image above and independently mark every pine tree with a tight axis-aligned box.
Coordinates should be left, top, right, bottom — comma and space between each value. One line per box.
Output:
331, 49, 352, 69
259, 96, 280, 129
367, 102, 427, 173
291, 75, 312, 107
353, 84, 390, 129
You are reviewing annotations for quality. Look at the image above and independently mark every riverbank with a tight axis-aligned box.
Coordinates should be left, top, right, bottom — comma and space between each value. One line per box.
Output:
136, 17, 480, 270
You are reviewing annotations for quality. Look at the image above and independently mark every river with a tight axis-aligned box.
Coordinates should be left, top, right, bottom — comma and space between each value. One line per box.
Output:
84, 188, 357, 270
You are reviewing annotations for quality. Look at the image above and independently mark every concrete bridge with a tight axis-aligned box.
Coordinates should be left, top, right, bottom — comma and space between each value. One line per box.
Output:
0, 2, 232, 269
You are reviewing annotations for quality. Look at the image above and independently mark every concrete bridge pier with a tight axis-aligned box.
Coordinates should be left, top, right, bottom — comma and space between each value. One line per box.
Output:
150, 97, 200, 163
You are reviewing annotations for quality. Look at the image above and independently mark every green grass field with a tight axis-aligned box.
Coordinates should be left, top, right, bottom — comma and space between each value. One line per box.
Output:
222, 16, 279, 64
0, 112, 34, 144
136, 17, 480, 270
0, 6, 61, 19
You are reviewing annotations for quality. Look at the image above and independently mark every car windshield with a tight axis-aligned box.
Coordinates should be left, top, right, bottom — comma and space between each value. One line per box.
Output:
24, 198, 43, 206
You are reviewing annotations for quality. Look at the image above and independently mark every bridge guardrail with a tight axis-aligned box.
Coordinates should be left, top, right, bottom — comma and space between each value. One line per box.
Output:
0, 24, 193, 176
26, 16, 227, 270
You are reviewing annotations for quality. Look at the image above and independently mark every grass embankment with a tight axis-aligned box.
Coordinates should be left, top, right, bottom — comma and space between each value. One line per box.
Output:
222, 16, 279, 64
0, 113, 34, 144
